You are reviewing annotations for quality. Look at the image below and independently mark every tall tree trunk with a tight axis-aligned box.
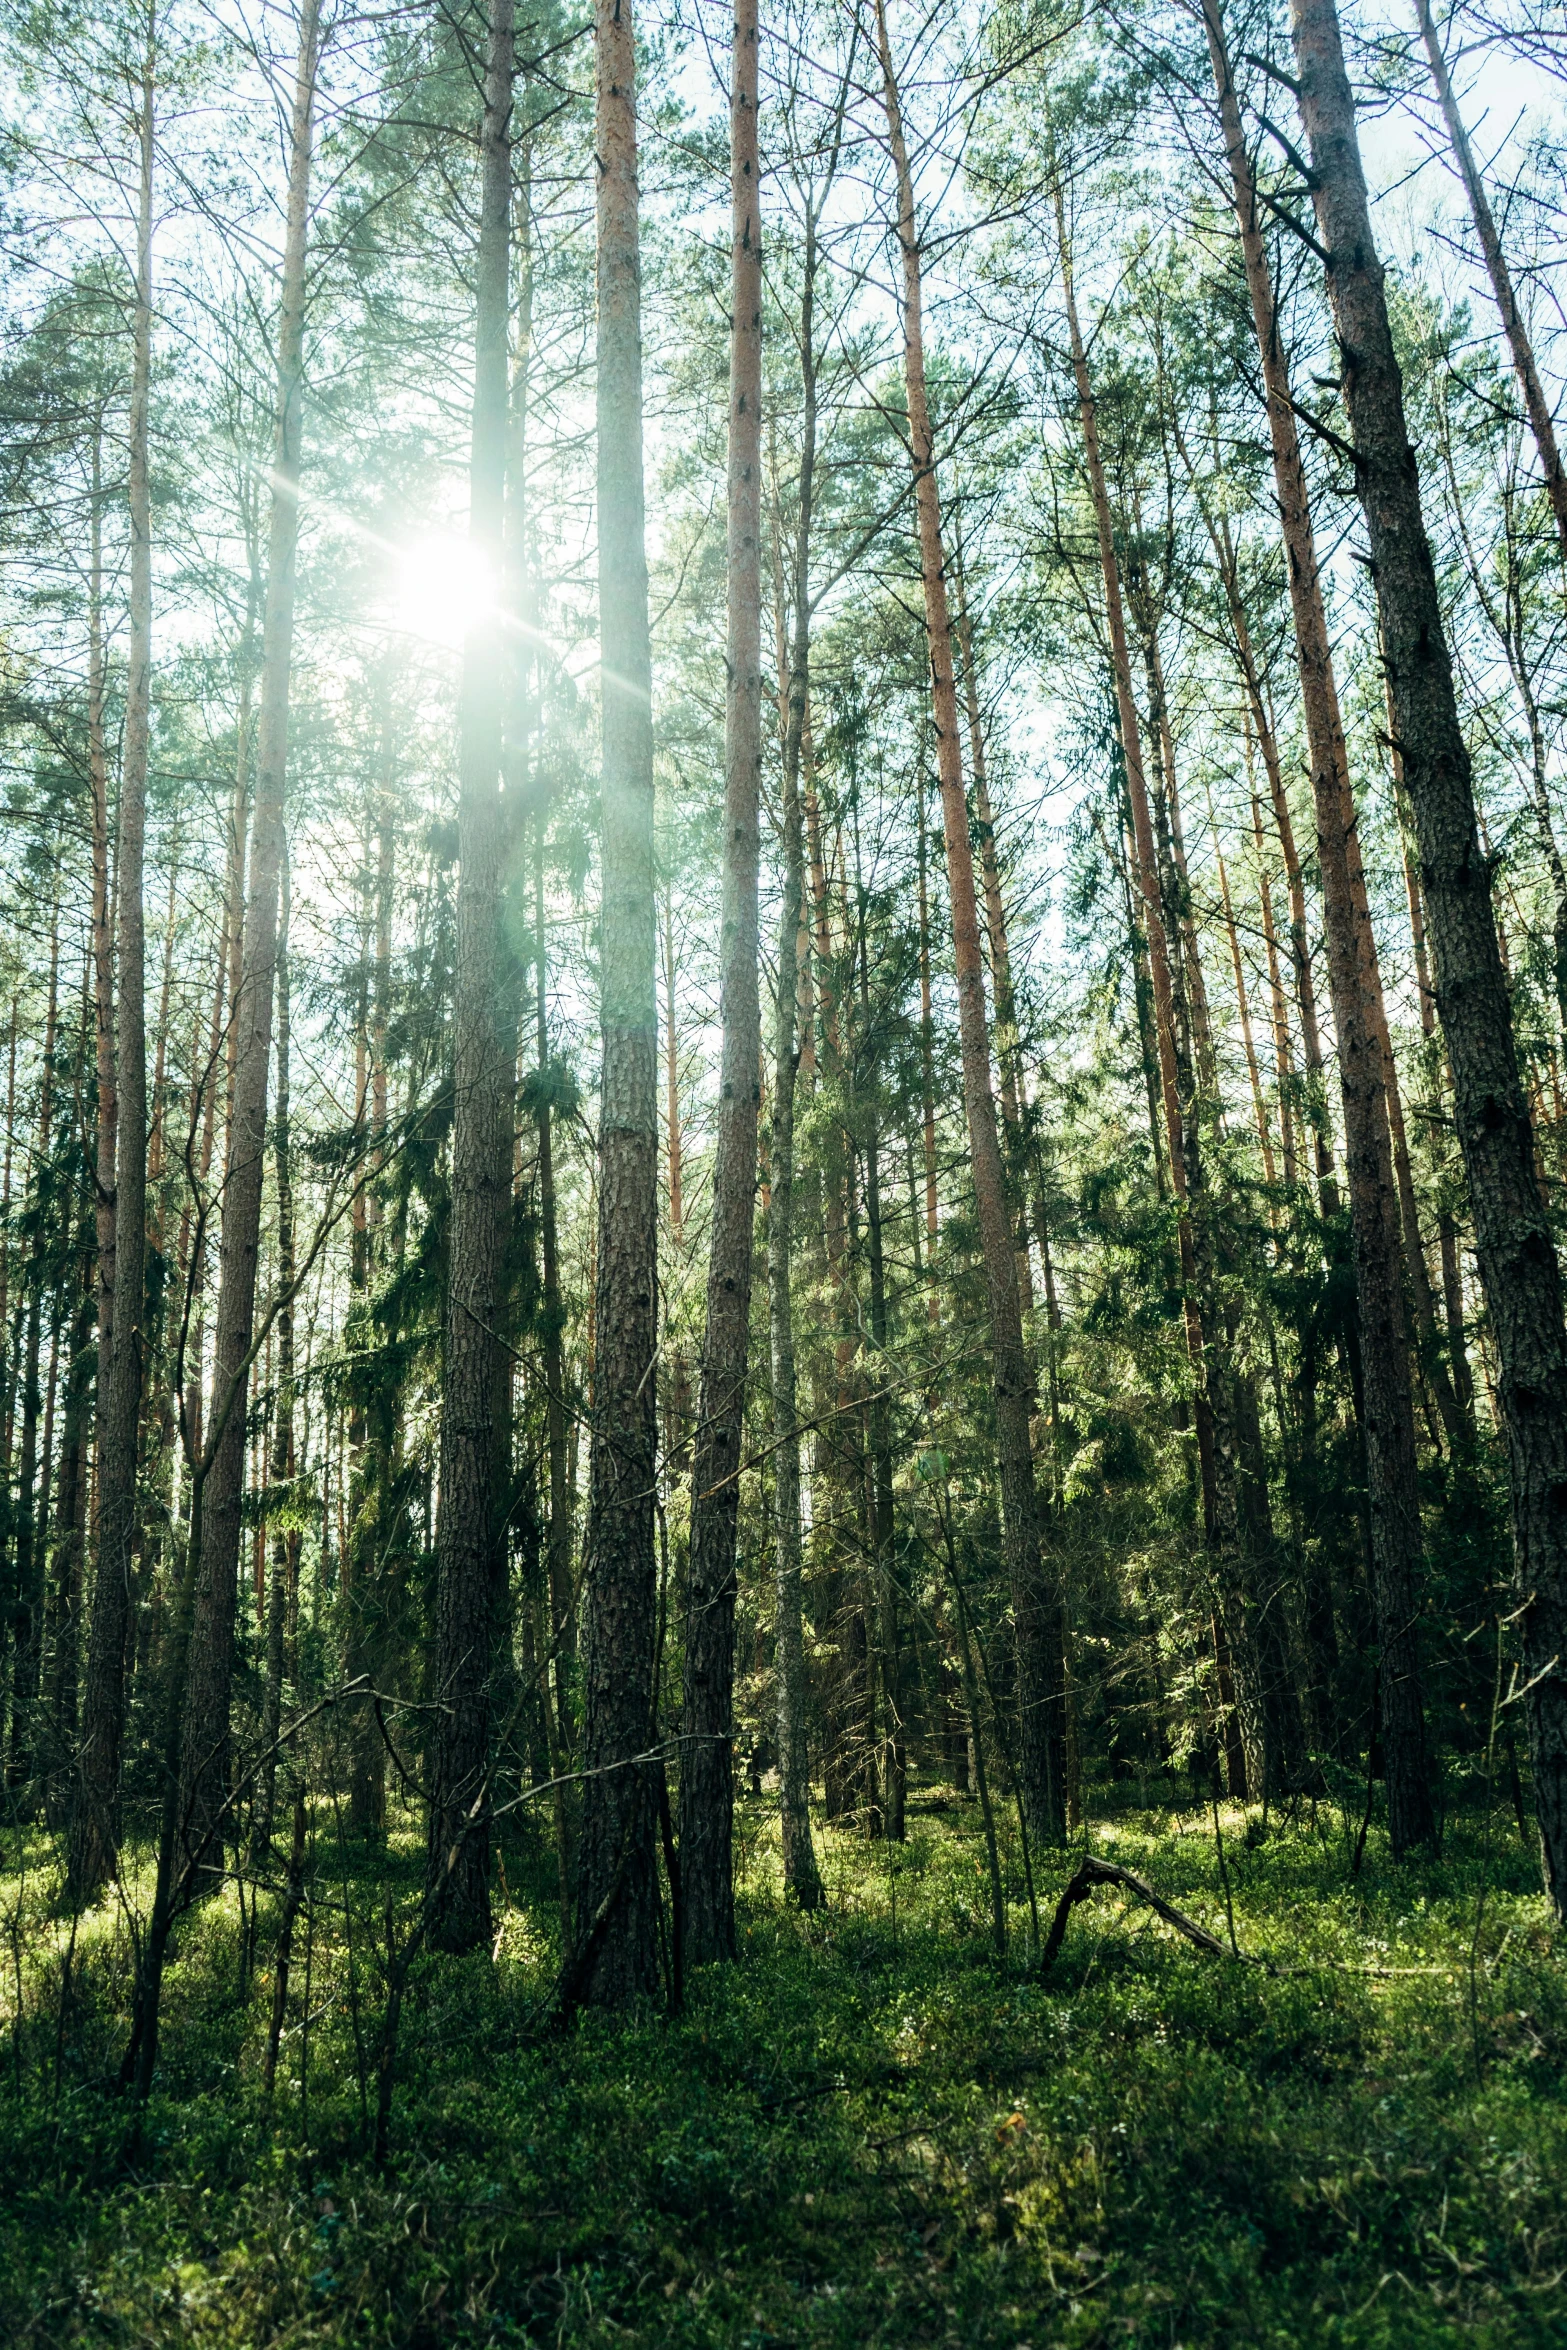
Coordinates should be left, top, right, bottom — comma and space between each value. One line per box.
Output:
916, 784, 941, 1322
660, 891, 690, 1460
1251, 773, 1300, 1191
1434, 400, 1567, 1061
185, 943, 226, 1458
69, 51, 154, 1893
426, 0, 514, 1952
1252, 665, 1332, 1198
345, 850, 374, 1827
679, 0, 762, 1970
1031, 1136, 1066, 1509
146, 839, 179, 1237
1395, 764, 1474, 1416
768, 201, 826, 1913
535, 828, 574, 1713
255, 845, 294, 1861
87, 418, 117, 1492
953, 536, 1020, 1130
1372, 947, 1460, 1443
177, 0, 320, 1878
876, 0, 1065, 1840
572, 0, 661, 2008
36, 1290, 63, 1686
1412, 0, 1567, 562
1137, 592, 1221, 1115
810, 779, 858, 1820
1205, 0, 1435, 1851
834, 1103, 876, 1833
8, 896, 57, 1786
1289, 0, 1567, 1898
222, 561, 259, 1139
858, 923, 904, 1840
770, 726, 823, 1899
953, 540, 1037, 1313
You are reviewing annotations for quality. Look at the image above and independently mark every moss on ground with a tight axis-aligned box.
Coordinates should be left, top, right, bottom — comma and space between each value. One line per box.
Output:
0, 1792, 1563, 2346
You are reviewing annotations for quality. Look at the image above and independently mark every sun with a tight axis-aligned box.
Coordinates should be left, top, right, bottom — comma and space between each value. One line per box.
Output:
387, 533, 496, 652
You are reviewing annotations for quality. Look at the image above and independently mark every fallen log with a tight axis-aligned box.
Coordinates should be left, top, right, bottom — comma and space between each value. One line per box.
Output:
1040, 1855, 1235, 1971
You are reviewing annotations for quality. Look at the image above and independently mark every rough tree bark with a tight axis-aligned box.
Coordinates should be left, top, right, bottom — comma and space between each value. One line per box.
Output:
426, 0, 515, 1952
1251, 774, 1300, 1190
857, 907, 904, 1838
680, 0, 763, 1968
69, 41, 154, 1898
1394, 749, 1474, 1418
768, 194, 826, 1913
876, 0, 1065, 1840
916, 787, 941, 1322
1289, 0, 1567, 1901
953, 534, 1037, 1315
953, 534, 1020, 1130
571, 0, 662, 2007
660, 890, 690, 1460
536, 832, 574, 1709
254, 844, 294, 1862
87, 419, 117, 1493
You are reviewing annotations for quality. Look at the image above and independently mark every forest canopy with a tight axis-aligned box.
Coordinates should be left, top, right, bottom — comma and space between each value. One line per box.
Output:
1, 0, 1566, 2337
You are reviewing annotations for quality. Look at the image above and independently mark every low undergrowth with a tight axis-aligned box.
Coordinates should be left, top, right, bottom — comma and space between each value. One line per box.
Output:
0, 1790, 1562, 2346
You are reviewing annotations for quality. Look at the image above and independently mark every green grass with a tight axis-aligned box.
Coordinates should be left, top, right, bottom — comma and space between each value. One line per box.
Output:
0, 1790, 1563, 2346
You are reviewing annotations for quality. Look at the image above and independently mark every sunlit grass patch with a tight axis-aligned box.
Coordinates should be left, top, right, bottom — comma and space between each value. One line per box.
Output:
0, 1792, 1562, 2344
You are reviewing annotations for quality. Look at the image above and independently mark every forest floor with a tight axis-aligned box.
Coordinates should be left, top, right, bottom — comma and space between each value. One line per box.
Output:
0, 1785, 1563, 2348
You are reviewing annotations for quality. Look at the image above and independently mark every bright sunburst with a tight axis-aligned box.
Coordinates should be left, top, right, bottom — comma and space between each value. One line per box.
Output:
388, 532, 495, 652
